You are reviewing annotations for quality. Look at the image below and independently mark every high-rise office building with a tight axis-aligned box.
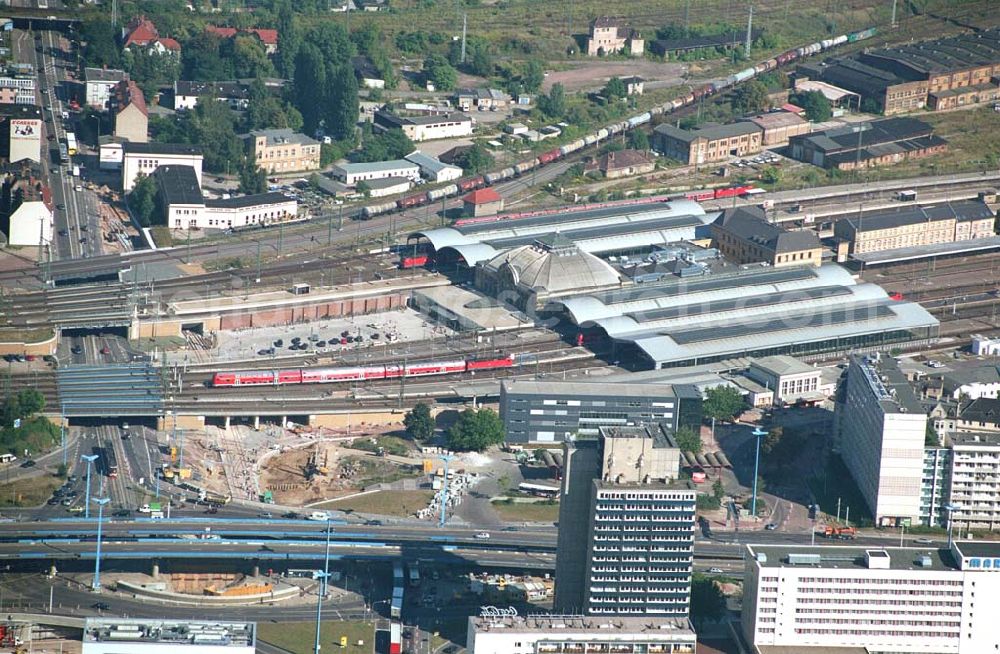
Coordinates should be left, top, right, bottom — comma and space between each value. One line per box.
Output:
553, 423, 696, 617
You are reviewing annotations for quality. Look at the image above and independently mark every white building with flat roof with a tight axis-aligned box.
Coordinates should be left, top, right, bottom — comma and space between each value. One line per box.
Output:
467, 614, 696, 654
742, 542, 1000, 654
85, 67, 128, 109
405, 150, 463, 183
83, 618, 255, 654
837, 354, 927, 527
331, 159, 419, 186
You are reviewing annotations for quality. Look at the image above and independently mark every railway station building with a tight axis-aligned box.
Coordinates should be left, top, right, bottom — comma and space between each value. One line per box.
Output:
711, 205, 823, 267
832, 199, 996, 255
548, 263, 939, 370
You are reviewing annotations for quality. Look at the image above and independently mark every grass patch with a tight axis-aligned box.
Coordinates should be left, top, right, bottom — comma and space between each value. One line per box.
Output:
808, 453, 873, 527
491, 499, 560, 523
149, 226, 174, 248
350, 435, 411, 457
318, 490, 434, 517
202, 256, 249, 272
0, 473, 61, 507
257, 620, 374, 654
0, 327, 54, 344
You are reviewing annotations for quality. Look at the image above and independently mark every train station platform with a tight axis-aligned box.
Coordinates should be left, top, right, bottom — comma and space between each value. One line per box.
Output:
411, 285, 528, 332
850, 235, 1000, 266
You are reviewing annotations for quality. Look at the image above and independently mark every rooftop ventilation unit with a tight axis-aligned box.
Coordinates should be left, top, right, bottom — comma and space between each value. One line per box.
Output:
788, 553, 822, 565
755, 552, 768, 563
917, 555, 933, 567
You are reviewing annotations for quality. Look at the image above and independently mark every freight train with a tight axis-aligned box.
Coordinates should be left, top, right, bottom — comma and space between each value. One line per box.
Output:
361, 27, 877, 221
211, 355, 515, 387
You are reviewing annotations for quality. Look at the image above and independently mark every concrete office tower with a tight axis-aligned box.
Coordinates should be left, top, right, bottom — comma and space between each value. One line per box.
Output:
554, 423, 695, 617
838, 354, 926, 526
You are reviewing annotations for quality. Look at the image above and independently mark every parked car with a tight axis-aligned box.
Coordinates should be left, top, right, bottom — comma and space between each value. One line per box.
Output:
475, 532, 491, 540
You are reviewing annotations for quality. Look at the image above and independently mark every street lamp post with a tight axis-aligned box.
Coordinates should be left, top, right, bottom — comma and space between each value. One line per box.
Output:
313, 519, 333, 654
81, 454, 98, 519
91, 497, 110, 591
750, 427, 768, 519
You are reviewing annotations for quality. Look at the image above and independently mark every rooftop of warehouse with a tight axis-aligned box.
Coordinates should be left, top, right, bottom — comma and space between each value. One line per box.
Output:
654, 120, 761, 143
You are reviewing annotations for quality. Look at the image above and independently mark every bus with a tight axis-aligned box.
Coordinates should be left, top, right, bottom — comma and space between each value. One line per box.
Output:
65, 132, 78, 156
93, 446, 119, 479
518, 482, 560, 498
408, 563, 420, 588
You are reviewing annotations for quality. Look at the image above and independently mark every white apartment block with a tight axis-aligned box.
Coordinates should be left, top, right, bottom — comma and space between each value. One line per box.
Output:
742, 542, 1000, 654
467, 614, 696, 654
838, 355, 927, 526
946, 431, 1000, 530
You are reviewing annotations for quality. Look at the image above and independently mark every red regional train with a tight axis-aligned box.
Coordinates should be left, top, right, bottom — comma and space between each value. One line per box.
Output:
211, 355, 515, 387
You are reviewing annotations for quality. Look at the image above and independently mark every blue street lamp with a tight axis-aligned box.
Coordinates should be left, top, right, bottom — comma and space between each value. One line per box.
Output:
438, 454, 454, 528
91, 496, 110, 591
81, 454, 98, 519
751, 427, 768, 518
313, 520, 333, 654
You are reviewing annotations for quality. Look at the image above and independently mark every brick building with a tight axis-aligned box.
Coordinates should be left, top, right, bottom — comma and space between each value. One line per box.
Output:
743, 111, 811, 146
653, 122, 763, 165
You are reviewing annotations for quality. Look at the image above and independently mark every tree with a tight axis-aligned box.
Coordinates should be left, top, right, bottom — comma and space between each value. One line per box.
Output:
522, 60, 545, 94
188, 99, 244, 174
761, 165, 782, 185
423, 54, 458, 91
539, 83, 566, 118
690, 575, 727, 626
627, 129, 649, 151
673, 425, 702, 454
324, 64, 359, 141
470, 45, 493, 77
17, 389, 44, 416
760, 425, 784, 455
604, 76, 627, 100
926, 421, 940, 447
793, 90, 833, 122
446, 407, 505, 451
56, 463, 68, 478
860, 96, 882, 114
128, 174, 158, 227
181, 32, 233, 81
227, 35, 275, 79
239, 159, 267, 195
80, 17, 120, 68
712, 478, 726, 503
354, 129, 415, 163
293, 43, 327, 135
702, 386, 745, 422
732, 80, 770, 114
245, 79, 303, 132
275, 0, 301, 79
351, 22, 381, 55
311, 22, 355, 67
356, 180, 372, 198
404, 402, 435, 441
456, 143, 495, 174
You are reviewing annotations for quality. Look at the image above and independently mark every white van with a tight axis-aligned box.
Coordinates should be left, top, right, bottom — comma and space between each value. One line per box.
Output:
307, 511, 331, 521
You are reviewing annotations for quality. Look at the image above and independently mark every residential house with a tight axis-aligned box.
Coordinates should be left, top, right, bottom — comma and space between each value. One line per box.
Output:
653, 121, 763, 165
454, 88, 511, 112
245, 128, 321, 174
205, 26, 279, 55
586, 17, 644, 56
84, 68, 127, 109
111, 80, 148, 143
122, 15, 181, 56
589, 149, 654, 179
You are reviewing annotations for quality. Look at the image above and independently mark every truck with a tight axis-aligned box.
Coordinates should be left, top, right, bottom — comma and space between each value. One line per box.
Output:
408, 563, 420, 587
389, 622, 402, 654
823, 525, 857, 540
72, 164, 80, 177
895, 190, 917, 202
307, 511, 331, 521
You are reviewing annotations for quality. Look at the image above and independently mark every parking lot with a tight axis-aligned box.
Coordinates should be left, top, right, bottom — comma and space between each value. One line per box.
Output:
213, 308, 456, 362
